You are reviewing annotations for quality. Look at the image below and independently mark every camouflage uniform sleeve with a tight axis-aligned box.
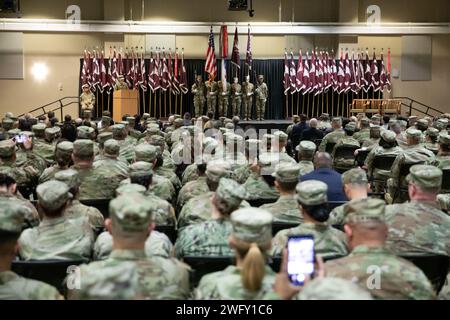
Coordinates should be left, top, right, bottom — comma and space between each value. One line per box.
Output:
327, 205, 344, 226
174, 228, 192, 258
28, 281, 63, 300
145, 231, 174, 258
271, 230, 289, 257
194, 272, 220, 300
364, 148, 376, 177
17, 228, 36, 260
318, 135, 328, 152
86, 206, 105, 230
93, 232, 113, 261
390, 154, 404, 188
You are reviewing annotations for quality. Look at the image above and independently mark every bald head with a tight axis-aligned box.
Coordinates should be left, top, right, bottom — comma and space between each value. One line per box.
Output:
314, 152, 332, 169
309, 118, 318, 128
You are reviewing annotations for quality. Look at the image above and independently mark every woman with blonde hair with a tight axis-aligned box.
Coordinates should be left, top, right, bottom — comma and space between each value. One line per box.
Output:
195, 207, 275, 299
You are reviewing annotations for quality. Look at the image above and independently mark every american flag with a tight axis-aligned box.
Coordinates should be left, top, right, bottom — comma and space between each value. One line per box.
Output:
205, 26, 217, 79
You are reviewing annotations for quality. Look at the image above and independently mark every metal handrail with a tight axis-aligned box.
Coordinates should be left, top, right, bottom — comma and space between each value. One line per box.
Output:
394, 96, 444, 117
18, 96, 79, 120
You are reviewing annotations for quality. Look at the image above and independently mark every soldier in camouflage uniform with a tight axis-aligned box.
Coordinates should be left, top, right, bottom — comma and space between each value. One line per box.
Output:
386, 128, 435, 203
271, 180, 348, 258
69, 193, 190, 300
318, 118, 346, 152
0, 139, 43, 191
242, 75, 254, 120
218, 77, 230, 117
175, 178, 248, 258
92, 139, 129, 180
231, 77, 242, 116
286, 115, 300, 138
328, 168, 370, 226
434, 118, 448, 135
39, 141, 73, 184
0, 202, 62, 300
243, 152, 280, 201
0, 174, 40, 229
424, 127, 439, 154
177, 159, 233, 229
148, 135, 175, 171
296, 140, 316, 177
361, 125, 381, 151
297, 277, 372, 300
427, 134, 450, 209
325, 198, 435, 300
80, 84, 95, 119
364, 130, 402, 192
19, 180, 94, 262
54, 169, 104, 232
385, 165, 450, 257
205, 75, 218, 114
260, 163, 302, 224
1, 118, 15, 139
255, 75, 268, 121
76, 125, 99, 154
191, 75, 206, 117
195, 207, 276, 299
177, 161, 210, 212
272, 131, 296, 164
353, 118, 371, 145
93, 183, 174, 260
331, 122, 361, 170
112, 124, 135, 163
72, 140, 129, 200
31, 125, 59, 165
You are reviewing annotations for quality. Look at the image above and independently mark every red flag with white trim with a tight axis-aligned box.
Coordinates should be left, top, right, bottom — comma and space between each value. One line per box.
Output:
245, 26, 252, 74
139, 51, 147, 91
283, 51, 290, 95
344, 51, 351, 93
331, 51, 339, 93
386, 48, 392, 92
337, 50, 345, 94
289, 50, 296, 94
309, 51, 317, 94
302, 51, 310, 94
161, 51, 170, 91
363, 49, 371, 92
172, 50, 180, 95
81, 50, 90, 89
179, 50, 188, 94
99, 51, 108, 93
91, 51, 100, 90
296, 49, 303, 92
371, 51, 380, 92
231, 27, 240, 69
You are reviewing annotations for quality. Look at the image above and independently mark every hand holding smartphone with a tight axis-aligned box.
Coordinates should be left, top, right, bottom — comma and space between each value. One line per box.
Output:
287, 235, 315, 286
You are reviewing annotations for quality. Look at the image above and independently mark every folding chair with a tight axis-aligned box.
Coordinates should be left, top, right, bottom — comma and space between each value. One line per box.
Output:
272, 222, 299, 236
401, 255, 449, 293
182, 256, 234, 287
80, 199, 111, 218
155, 225, 177, 243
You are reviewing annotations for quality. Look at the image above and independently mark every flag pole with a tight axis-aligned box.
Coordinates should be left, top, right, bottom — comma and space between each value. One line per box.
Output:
180, 93, 183, 116
331, 91, 334, 117
95, 90, 99, 119
290, 93, 293, 119
312, 94, 315, 118
307, 93, 310, 118
164, 91, 167, 118
175, 94, 178, 115
326, 91, 329, 115
321, 92, 324, 116
285, 94, 288, 119
296, 92, 299, 116
154, 91, 157, 118
159, 90, 162, 118
169, 89, 172, 115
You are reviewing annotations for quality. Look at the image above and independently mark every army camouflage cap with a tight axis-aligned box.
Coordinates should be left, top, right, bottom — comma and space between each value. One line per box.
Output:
360, 118, 370, 125
149, 135, 165, 147
101, 115, 111, 124
405, 127, 422, 138
134, 144, 158, 163
54, 169, 80, 190
225, 122, 234, 130
205, 159, 231, 182
380, 130, 396, 143
32, 123, 46, 135
174, 118, 184, 127
406, 164, 442, 189
342, 168, 368, 185
426, 127, 439, 138
55, 141, 73, 159
0, 139, 16, 158
344, 198, 385, 224
331, 117, 342, 125
142, 113, 150, 120
73, 139, 94, 158
45, 126, 61, 138
435, 118, 448, 127
129, 161, 153, 178
272, 163, 301, 183
344, 122, 356, 132
97, 132, 113, 144
126, 116, 135, 124
77, 126, 95, 139
2, 118, 14, 130
299, 278, 372, 300
36, 180, 72, 212
111, 124, 126, 136
8, 128, 21, 136
292, 115, 300, 121
0, 202, 29, 233
215, 178, 248, 210
231, 207, 273, 244
439, 133, 450, 146
295, 140, 316, 153
109, 193, 154, 232
417, 118, 429, 129
104, 139, 120, 156
273, 131, 288, 142
115, 183, 147, 196
296, 180, 328, 206
369, 125, 380, 133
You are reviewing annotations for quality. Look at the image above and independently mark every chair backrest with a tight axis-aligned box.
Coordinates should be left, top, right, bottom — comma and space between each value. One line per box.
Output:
399, 161, 425, 182
272, 222, 299, 236
355, 149, 370, 167
183, 256, 234, 287
328, 201, 347, 211
325, 142, 336, 154
314, 139, 323, 148
11, 259, 84, 293
373, 155, 397, 171
441, 170, 450, 192
334, 145, 359, 160
80, 199, 111, 218
155, 225, 177, 243
400, 255, 449, 293
269, 254, 344, 273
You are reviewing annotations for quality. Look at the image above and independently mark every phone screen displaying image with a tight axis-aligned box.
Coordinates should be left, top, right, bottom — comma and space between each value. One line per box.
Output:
287, 235, 315, 286
14, 134, 25, 144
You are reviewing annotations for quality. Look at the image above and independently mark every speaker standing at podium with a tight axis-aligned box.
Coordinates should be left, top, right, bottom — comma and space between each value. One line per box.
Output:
80, 84, 95, 120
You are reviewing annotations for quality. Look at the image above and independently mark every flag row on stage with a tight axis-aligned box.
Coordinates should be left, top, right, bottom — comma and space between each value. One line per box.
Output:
81, 47, 189, 96
283, 48, 392, 97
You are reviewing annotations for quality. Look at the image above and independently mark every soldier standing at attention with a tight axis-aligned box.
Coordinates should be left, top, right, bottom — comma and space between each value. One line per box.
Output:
80, 84, 95, 119
255, 75, 268, 121
242, 75, 254, 120
191, 75, 206, 117
195, 207, 276, 299
218, 75, 230, 117
231, 77, 242, 117
325, 198, 435, 300
205, 75, 218, 115
69, 193, 190, 300
0, 202, 62, 299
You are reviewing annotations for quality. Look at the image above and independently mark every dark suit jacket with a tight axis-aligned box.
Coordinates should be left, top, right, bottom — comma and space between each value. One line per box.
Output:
301, 127, 325, 143
291, 122, 309, 148
300, 168, 348, 202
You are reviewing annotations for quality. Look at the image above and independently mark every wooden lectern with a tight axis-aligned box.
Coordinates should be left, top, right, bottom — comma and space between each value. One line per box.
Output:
112, 90, 139, 122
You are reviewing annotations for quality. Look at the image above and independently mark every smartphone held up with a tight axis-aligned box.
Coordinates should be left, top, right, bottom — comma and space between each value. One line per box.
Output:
287, 235, 315, 286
